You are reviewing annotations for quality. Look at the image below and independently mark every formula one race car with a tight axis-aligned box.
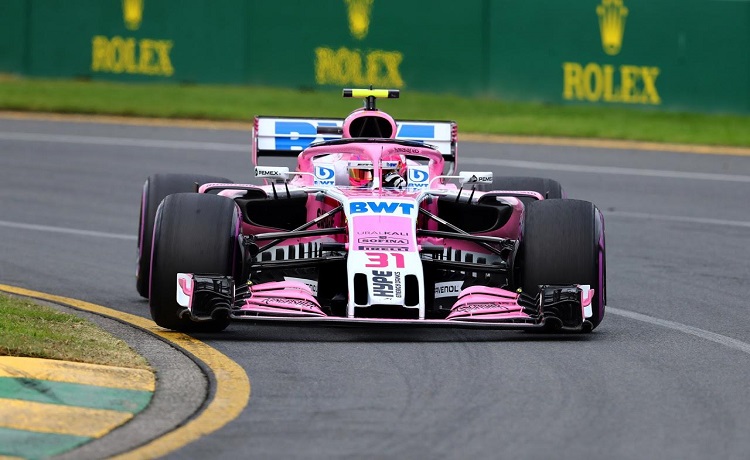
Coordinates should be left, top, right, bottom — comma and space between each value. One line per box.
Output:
136, 89, 606, 333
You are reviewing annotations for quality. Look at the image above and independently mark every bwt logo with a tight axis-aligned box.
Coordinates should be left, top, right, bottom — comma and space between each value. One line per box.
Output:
408, 167, 429, 189
350, 201, 415, 215
274, 121, 435, 151
314, 165, 335, 185
408, 169, 428, 182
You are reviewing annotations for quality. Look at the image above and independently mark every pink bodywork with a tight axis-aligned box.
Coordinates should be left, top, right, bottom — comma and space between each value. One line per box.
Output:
238, 281, 325, 317
188, 102, 571, 325
447, 286, 529, 321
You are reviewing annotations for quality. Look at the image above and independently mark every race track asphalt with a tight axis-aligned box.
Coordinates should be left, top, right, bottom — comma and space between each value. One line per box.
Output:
1, 116, 750, 459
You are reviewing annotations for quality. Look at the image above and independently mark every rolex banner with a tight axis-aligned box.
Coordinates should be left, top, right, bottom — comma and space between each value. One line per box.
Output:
0, 0, 748, 114
0, 0, 247, 83
489, 0, 750, 113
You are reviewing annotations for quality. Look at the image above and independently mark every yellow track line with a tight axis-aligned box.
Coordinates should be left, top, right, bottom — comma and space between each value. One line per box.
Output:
0, 399, 133, 438
0, 357, 154, 392
2, 111, 749, 157
0, 284, 251, 459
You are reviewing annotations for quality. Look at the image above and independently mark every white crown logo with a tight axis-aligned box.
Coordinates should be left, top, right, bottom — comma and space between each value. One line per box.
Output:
123, 0, 144, 31
596, 0, 628, 56
345, 0, 374, 40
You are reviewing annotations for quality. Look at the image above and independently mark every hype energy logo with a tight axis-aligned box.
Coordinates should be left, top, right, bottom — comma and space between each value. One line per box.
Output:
562, 0, 661, 105
314, 0, 405, 88
91, 0, 175, 77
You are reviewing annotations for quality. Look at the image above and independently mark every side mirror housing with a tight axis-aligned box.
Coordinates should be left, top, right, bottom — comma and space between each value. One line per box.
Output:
458, 171, 492, 186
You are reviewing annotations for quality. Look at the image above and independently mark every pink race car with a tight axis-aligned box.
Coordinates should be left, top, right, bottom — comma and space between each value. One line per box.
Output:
136, 89, 606, 333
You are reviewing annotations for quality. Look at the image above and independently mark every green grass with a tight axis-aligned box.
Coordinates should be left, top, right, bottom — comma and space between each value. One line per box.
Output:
1, 77, 749, 147
0, 293, 150, 370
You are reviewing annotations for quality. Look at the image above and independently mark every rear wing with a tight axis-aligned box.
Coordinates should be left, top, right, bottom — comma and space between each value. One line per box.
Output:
252, 116, 457, 168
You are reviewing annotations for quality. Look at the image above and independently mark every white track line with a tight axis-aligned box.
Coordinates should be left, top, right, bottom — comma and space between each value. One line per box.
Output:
4, 112, 750, 156
2, 210, 749, 242
4, 131, 750, 182
4, 220, 750, 355
0, 132, 247, 152
606, 211, 750, 228
461, 158, 750, 182
609, 307, 750, 355
5, 123, 750, 355
0, 220, 135, 240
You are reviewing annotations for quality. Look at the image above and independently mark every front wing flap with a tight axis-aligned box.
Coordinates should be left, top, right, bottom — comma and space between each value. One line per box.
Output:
176, 274, 594, 331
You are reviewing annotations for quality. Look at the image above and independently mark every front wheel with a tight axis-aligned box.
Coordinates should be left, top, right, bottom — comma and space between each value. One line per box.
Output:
137, 173, 231, 298
149, 193, 239, 332
520, 199, 606, 330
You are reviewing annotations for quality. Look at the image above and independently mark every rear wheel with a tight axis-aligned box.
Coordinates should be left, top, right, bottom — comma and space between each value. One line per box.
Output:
149, 193, 239, 332
137, 173, 231, 298
491, 176, 564, 204
520, 199, 606, 330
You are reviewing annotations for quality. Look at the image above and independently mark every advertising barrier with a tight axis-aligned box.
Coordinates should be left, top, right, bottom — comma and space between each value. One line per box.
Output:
489, 0, 750, 113
17, 0, 246, 83
0, 1, 27, 73
0, 0, 748, 113
244, 0, 485, 94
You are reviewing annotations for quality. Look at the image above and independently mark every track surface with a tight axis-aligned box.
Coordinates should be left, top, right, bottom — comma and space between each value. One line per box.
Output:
2, 118, 750, 459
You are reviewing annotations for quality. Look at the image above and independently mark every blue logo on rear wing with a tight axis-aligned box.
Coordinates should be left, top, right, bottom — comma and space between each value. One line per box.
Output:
271, 120, 436, 151
274, 121, 341, 151
253, 116, 457, 174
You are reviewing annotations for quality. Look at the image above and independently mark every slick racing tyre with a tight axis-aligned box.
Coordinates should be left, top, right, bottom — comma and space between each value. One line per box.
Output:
137, 173, 231, 298
520, 199, 606, 331
149, 193, 239, 332
490, 176, 565, 204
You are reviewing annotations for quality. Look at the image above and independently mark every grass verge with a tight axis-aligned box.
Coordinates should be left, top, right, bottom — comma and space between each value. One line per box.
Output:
0, 77, 749, 147
0, 293, 150, 370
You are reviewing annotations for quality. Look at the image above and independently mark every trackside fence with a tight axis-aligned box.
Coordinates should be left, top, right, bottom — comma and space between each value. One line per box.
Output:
1, 0, 748, 114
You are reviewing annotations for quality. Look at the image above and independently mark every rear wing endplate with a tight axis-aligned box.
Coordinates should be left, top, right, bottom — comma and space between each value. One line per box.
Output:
253, 116, 457, 168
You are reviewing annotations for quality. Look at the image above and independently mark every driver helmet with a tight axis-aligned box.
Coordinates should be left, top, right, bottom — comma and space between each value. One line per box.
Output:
348, 157, 374, 187
381, 154, 407, 188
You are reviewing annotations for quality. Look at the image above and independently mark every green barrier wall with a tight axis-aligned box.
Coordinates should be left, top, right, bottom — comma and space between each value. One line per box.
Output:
243, 0, 486, 94
1, 0, 749, 114
0, 1, 27, 73
490, 0, 750, 113
21, 0, 246, 83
